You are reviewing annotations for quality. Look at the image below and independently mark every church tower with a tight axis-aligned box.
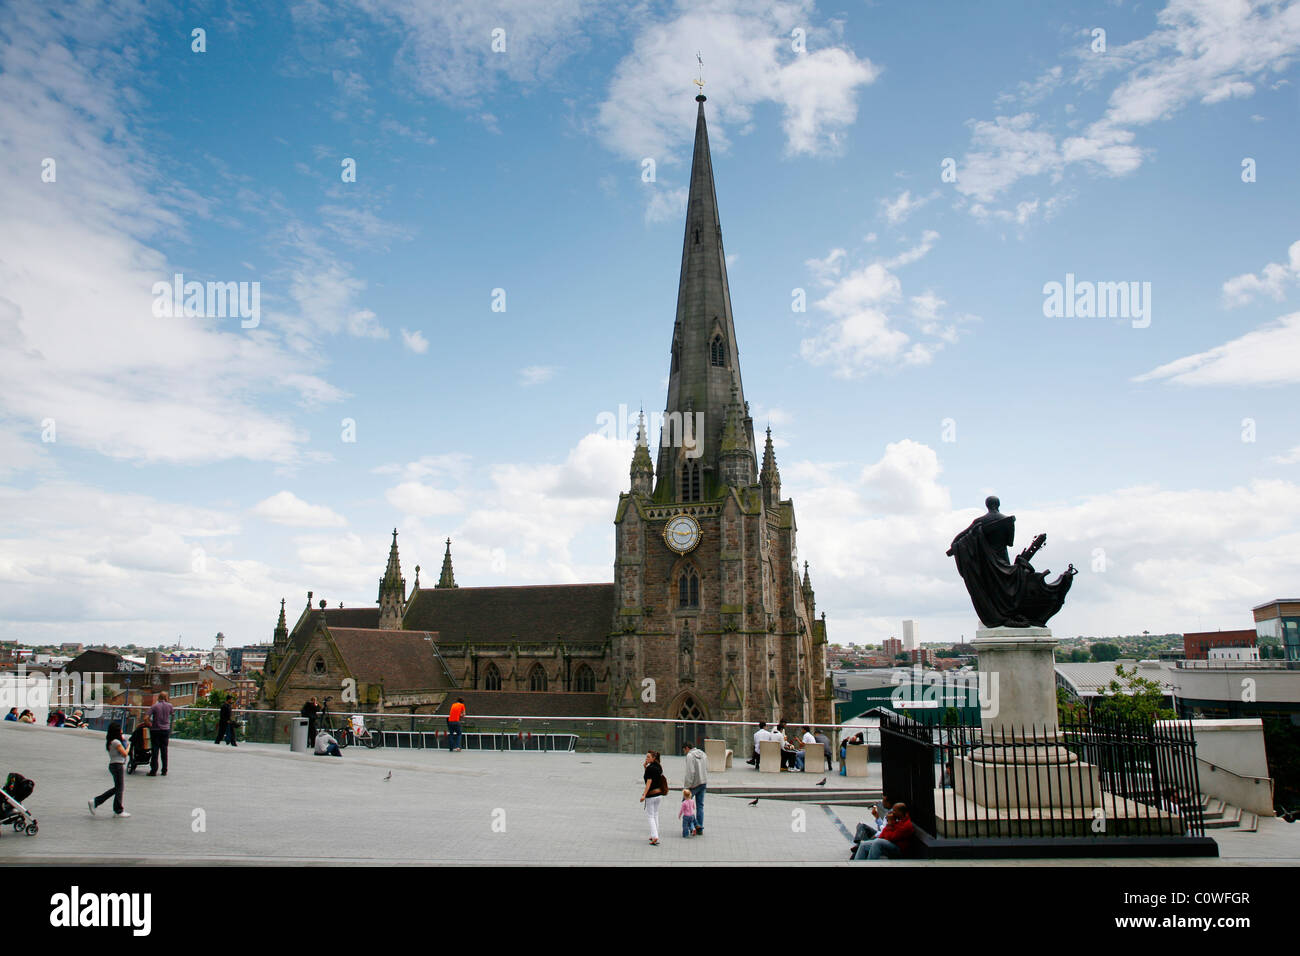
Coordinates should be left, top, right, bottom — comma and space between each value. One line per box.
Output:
377, 528, 407, 629
611, 92, 831, 753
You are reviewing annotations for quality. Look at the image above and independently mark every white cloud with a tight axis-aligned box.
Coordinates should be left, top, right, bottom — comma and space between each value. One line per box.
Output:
799, 233, 963, 376
953, 1, 1300, 218
597, 1, 879, 161
880, 189, 937, 225
401, 328, 430, 354
1222, 240, 1300, 307
519, 365, 558, 386
252, 492, 348, 528
645, 186, 688, 224
385, 482, 465, 517
1135, 312, 1300, 386
0, 7, 346, 467
788, 443, 1300, 644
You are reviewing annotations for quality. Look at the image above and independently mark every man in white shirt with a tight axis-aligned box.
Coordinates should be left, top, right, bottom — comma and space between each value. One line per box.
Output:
795, 726, 818, 772
314, 729, 341, 757
751, 721, 769, 769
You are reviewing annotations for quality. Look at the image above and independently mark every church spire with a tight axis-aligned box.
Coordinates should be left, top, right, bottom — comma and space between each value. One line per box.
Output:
377, 528, 406, 629
273, 598, 288, 647
654, 91, 755, 500
436, 538, 458, 589
760, 426, 782, 507
802, 561, 816, 619
630, 408, 654, 496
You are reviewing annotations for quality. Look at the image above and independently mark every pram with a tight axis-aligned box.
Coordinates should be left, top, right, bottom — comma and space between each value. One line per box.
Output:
1, 772, 38, 836
127, 725, 152, 775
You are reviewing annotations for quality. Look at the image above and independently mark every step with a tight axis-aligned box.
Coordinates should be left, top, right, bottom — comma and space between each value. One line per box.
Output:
1203, 805, 1241, 829
1238, 811, 1258, 833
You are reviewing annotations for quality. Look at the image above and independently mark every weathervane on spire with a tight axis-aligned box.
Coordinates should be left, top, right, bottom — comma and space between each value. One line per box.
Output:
694, 51, 705, 96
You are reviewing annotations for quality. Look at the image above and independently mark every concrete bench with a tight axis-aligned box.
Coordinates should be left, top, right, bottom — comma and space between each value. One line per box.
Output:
801, 742, 824, 772
759, 739, 782, 773
704, 738, 733, 771
844, 744, 869, 778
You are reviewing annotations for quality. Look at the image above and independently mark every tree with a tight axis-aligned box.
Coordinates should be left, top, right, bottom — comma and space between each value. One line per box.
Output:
1092, 665, 1176, 723
1056, 687, 1087, 723
1091, 642, 1121, 662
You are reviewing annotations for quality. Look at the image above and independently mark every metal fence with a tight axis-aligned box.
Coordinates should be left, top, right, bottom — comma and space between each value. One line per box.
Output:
880, 715, 1205, 840
74, 706, 856, 759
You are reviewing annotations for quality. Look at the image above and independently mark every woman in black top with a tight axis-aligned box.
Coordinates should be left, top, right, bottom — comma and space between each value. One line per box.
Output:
640, 750, 667, 845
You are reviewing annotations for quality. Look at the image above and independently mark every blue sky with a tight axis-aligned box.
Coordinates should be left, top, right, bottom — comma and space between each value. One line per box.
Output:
3, 0, 1300, 649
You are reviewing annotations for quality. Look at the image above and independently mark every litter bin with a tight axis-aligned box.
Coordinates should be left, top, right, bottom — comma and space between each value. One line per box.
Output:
290, 717, 309, 753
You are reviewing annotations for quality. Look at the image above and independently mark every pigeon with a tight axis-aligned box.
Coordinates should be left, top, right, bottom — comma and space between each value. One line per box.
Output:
1281, 807, 1296, 823
815, 778, 827, 787
383, 771, 392, 782
748, 798, 759, 806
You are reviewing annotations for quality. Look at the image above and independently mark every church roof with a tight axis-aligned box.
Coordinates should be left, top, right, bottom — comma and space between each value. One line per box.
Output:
318, 608, 379, 632
320, 606, 382, 629
327, 628, 457, 691
402, 584, 615, 645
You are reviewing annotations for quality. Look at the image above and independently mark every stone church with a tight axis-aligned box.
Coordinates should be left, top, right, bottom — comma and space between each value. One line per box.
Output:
259, 93, 832, 751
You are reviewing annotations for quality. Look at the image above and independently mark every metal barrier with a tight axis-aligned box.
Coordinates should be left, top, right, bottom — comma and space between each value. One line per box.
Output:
881, 714, 1205, 840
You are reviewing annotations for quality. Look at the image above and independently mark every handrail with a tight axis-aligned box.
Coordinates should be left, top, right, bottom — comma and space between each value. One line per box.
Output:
1194, 758, 1271, 786
97, 704, 859, 731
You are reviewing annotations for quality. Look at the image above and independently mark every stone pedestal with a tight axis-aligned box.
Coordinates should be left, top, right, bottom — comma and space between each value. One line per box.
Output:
972, 625, 1057, 734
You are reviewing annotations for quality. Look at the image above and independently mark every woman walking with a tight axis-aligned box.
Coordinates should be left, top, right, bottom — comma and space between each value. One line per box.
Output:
89, 721, 130, 818
639, 750, 668, 845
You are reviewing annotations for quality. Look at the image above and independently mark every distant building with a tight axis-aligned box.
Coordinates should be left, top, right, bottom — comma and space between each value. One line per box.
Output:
902, 620, 918, 651
909, 647, 934, 667
1183, 629, 1256, 661
883, 637, 902, 659
1253, 599, 1300, 662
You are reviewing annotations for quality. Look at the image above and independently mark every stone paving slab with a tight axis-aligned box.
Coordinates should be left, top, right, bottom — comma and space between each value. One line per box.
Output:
0, 723, 845, 865
3, 722, 1296, 865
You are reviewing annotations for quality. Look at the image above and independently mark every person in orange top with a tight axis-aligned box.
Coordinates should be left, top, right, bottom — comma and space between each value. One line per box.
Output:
448, 698, 466, 752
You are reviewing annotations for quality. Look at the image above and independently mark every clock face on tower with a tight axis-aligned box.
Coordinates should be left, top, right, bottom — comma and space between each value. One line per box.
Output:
663, 514, 702, 554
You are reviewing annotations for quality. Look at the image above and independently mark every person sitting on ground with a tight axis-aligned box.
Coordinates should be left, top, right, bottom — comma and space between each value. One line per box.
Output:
314, 728, 342, 757
4, 707, 16, 721
48, 708, 67, 727
853, 803, 914, 861
64, 709, 87, 728
849, 795, 891, 857
18, 709, 36, 723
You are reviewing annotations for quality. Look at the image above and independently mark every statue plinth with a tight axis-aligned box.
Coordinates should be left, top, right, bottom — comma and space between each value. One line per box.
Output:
972, 625, 1059, 736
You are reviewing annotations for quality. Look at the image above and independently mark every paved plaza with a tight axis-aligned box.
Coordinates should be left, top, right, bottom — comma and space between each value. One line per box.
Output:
2, 722, 1298, 865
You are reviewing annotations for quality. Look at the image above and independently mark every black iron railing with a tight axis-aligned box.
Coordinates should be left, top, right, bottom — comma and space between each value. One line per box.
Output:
880, 715, 1204, 840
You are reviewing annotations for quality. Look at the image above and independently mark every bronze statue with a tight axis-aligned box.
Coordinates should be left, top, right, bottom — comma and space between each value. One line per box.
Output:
947, 496, 1076, 628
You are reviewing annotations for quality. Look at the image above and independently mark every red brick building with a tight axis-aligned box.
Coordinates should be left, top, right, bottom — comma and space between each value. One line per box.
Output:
1182, 629, 1257, 660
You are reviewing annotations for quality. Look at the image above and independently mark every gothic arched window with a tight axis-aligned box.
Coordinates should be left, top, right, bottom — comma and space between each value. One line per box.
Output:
528, 663, 548, 692
678, 570, 700, 609
483, 662, 501, 691
574, 663, 595, 693
311, 655, 326, 676
680, 461, 701, 502
710, 334, 726, 368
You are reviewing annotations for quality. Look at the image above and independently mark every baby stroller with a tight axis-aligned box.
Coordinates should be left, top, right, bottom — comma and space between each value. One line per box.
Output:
1, 772, 38, 836
127, 724, 152, 775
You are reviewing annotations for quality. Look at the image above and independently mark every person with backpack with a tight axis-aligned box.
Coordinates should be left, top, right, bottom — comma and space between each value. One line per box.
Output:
639, 750, 668, 846
88, 721, 130, 818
